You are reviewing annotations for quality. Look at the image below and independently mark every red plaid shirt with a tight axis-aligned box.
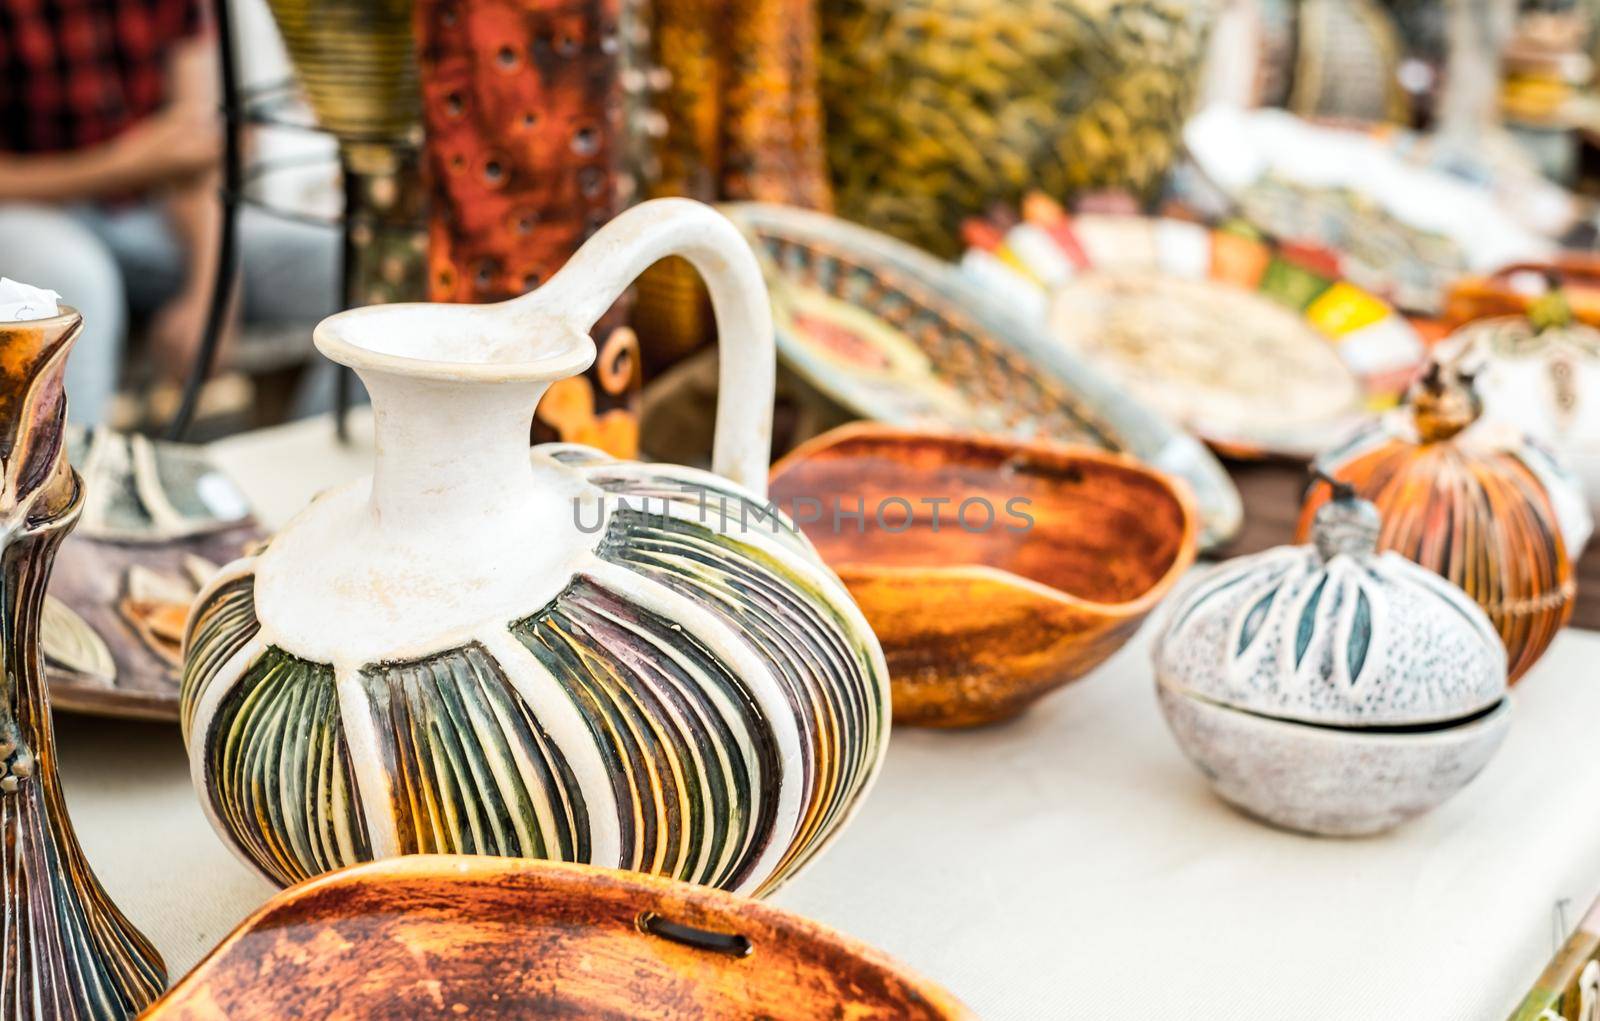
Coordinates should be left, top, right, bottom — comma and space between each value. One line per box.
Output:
0, 0, 205, 153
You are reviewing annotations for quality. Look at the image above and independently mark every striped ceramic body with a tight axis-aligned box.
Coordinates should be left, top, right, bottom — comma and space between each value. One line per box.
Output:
0, 309, 166, 1018
1299, 364, 1592, 683
179, 199, 890, 897
181, 449, 887, 895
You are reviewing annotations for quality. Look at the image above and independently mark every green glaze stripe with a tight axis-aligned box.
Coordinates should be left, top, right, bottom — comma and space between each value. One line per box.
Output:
179, 576, 259, 739
600, 509, 883, 886
359, 643, 588, 862
205, 647, 371, 886
514, 577, 780, 890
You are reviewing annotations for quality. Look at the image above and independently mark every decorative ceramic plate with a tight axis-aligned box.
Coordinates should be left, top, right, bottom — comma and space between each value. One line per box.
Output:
960, 200, 1426, 458
42, 428, 262, 721
719, 202, 1242, 548
145, 855, 973, 1020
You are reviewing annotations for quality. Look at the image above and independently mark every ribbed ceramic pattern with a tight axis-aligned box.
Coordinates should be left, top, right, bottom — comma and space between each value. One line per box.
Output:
360, 645, 588, 862
1303, 428, 1577, 682
514, 575, 779, 890
178, 576, 258, 735
181, 449, 889, 896
0, 521, 167, 1019
202, 648, 373, 886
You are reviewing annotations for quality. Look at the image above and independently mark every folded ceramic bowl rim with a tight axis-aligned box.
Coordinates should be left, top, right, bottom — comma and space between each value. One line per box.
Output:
720, 201, 1242, 549
769, 423, 1200, 726
145, 854, 973, 1020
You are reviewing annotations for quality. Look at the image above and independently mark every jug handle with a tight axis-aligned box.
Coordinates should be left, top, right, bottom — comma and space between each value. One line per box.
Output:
523, 198, 776, 499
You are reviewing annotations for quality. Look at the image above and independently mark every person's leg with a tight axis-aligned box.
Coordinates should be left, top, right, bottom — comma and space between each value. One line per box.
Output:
0, 204, 126, 425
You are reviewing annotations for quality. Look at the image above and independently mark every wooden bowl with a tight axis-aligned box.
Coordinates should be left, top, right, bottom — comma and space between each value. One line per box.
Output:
143, 855, 971, 1020
769, 424, 1199, 727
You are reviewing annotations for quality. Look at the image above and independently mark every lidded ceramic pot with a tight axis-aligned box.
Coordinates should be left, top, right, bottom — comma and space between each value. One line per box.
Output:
1437, 284, 1600, 513
1155, 480, 1512, 836
179, 199, 891, 897
1297, 360, 1591, 683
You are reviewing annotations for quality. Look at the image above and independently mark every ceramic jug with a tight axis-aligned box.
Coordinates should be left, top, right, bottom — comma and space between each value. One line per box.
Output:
180, 199, 891, 897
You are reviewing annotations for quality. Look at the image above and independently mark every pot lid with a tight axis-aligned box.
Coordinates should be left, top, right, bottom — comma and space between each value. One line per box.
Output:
1153, 485, 1507, 727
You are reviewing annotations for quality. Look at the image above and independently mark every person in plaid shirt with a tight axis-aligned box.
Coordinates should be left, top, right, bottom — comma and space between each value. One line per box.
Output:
0, 0, 339, 426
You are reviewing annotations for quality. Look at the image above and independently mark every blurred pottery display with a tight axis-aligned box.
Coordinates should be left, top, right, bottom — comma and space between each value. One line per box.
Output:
817, 0, 1211, 257
0, 307, 165, 1017
1284, 0, 1405, 122
636, 0, 833, 368
41, 428, 262, 721
961, 199, 1423, 457
1299, 361, 1592, 683
145, 855, 971, 1020
1156, 481, 1511, 836
179, 200, 889, 895
769, 424, 1198, 727
1444, 256, 1600, 330
263, 0, 419, 169
1436, 286, 1600, 513
719, 202, 1242, 549
417, 0, 643, 456
1183, 106, 1558, 314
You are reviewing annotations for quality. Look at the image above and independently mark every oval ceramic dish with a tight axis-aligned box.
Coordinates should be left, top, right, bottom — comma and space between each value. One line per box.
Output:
769, 424, 1199, 727
718, 202, 1241, 549
959, 199, 1424, 458
143, 855, 972, 1020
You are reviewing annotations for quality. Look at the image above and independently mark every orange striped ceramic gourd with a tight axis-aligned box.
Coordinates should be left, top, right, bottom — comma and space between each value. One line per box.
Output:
1297, 362, 1592, 683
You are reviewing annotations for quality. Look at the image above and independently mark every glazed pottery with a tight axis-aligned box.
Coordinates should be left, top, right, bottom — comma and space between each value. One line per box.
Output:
418, 0, 643, 457
144, 855, 971, 1020
1155, 481, 1511, 836
1435, 286, 1600, 512
769, 424, 1198, 727
1183, 106, 1556, 314
719, 202, 1242, 549
960, 199, 1423, 456
0, 307, 166, 1017
1444, 256, 1600, 330
1299, 361, 1591, 682
42, 427, 262, 721
818, 0, 1210, 256
180, 199, 889, 896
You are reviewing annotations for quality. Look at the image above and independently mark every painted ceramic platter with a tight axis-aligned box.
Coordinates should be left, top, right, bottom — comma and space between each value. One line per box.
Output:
42, 428, 262, 721
719, 202, 1242, 548
960, 200, 1426, 458
146, 855, 972, 1019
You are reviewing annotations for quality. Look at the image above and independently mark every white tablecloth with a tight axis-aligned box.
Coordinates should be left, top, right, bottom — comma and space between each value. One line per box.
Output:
55, 414, 1600, 1018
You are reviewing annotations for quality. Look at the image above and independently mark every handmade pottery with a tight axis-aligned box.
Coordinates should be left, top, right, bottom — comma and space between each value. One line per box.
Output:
817, 0, 1210, 256
0, 306, 166, 1017
180, 199, 889, 896
1444, 256, 1600, 330
1434, 286, 1600, 512
769, 424, 1198, 727
418, 0, 643, 456
1299, 360, 1591, 683
144, 855, 971, 1020
42, 427, 262, 721
960, 199, 1424, 457
719, 202, 1242, 549
1155, 481, 1511, 836
1183, 106, 1557, 314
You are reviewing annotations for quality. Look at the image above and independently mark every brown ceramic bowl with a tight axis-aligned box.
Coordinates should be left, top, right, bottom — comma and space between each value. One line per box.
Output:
143, 855, 970, 1020
769, 424, 1199, 727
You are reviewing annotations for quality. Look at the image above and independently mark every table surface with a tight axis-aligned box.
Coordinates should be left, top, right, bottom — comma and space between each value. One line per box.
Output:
55, 413, 1600, 1019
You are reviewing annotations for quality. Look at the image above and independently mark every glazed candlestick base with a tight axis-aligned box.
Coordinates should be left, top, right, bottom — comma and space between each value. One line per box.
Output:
0, 309, 166, 1019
